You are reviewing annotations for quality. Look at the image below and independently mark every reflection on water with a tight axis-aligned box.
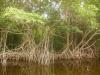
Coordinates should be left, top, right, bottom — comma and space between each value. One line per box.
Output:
0, 59, 100, 75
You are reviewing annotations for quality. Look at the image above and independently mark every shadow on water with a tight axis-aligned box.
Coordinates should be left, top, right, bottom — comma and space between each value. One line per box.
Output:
0, 59, 100, 75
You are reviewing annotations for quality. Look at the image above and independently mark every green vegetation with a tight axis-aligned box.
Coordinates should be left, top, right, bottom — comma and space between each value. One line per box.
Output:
0, 0, 99, 65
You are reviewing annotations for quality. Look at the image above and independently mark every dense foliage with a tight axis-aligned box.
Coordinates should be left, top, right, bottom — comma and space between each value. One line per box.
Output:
0, 0, 99, 53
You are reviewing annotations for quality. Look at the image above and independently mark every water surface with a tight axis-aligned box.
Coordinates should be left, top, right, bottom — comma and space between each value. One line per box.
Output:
0, 59, 100, 75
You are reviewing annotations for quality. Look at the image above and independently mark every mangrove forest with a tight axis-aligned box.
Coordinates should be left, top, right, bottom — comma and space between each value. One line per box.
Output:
0, 0, 100, 75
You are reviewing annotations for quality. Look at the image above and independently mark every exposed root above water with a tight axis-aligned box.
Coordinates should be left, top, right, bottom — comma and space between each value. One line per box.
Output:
0, 49, 99, 65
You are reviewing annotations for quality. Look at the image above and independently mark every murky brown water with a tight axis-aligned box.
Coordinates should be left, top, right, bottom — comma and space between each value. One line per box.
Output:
0, 59, 100, 75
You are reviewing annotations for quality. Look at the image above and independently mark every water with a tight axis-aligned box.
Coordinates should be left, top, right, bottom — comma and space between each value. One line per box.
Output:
0, 59, 100, 75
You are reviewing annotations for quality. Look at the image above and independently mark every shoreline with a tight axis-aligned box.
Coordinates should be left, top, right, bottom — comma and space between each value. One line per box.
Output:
0, 50, 99, 65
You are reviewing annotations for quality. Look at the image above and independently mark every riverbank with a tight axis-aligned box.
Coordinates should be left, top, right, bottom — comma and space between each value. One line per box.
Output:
0, 49, 99, 65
